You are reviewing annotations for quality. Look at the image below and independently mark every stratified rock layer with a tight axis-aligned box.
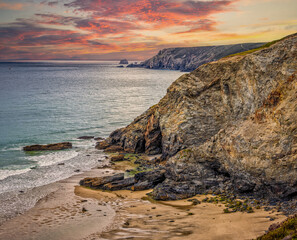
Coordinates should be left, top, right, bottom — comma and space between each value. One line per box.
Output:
103, 33, 297, 204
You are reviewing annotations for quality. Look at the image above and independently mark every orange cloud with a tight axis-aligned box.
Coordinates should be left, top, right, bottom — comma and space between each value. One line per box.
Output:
0, 1, 24, 10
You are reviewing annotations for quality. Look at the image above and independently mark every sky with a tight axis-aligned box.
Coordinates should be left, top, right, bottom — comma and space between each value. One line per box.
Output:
0, 0, 296, 60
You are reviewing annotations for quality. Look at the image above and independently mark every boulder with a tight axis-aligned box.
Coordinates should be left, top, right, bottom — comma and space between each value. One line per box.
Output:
23, 142, 72, 151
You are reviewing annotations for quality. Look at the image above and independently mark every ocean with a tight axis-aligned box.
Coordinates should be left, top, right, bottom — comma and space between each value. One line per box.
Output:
0, 61, 184, 220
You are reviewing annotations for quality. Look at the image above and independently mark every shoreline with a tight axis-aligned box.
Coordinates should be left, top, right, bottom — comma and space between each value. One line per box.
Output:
0, 153, 289, 240
0, 161, 121, 240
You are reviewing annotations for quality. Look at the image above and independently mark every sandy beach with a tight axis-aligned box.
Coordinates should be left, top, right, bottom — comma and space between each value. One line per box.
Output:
0, 160, 287, 240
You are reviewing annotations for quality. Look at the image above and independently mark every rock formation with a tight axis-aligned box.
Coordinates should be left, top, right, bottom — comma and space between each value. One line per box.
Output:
80, 169, 166, 191
119, 59, 128, 64
23, 142, 72, 151
127, 42, 265, 71
99, 33, 297, 206
78, 136, 94, 139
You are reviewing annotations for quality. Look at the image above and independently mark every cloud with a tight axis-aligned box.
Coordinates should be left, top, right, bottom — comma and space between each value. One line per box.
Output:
0, 1, 24, 10
40, 1, 59, 7
0, 21, 117, 49
0, 0, 240, 60
64, 0, 235, 29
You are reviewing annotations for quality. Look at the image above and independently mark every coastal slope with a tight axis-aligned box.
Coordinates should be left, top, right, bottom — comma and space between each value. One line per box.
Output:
101, 33, 297, 204
128, 42, 264, 71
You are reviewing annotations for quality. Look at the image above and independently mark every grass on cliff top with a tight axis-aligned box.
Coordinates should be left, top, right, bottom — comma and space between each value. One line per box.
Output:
256, 214, 297, 240
224, 35, 288, 58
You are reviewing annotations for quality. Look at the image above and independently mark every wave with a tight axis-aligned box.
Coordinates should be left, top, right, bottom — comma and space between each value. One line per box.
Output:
27, 150, 79, 167
0, 168, 31, 181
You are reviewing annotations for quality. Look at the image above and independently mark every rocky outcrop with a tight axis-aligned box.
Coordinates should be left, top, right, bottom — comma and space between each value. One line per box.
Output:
127, 42, 264, 71
105, 34, 297, 157
119, 59, 128, 64
80, 169, 166, 191
78, 136, 94, 139
23, 142, 72, 151
102, 33, 297, 206
80, 173, 124, 189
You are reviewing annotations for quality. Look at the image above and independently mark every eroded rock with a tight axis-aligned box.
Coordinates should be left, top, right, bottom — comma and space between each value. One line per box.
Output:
23, 142, 72, 151
95, 34, 297, 210
80, 173, 124, 189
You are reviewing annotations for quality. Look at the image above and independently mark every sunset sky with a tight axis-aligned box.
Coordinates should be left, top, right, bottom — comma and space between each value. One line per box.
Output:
0, 0, 296, 60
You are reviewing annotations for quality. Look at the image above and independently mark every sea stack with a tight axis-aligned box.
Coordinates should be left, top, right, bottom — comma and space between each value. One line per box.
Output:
119, 59, 128, 64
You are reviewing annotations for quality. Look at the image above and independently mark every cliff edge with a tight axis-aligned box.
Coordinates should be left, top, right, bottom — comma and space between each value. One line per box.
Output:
99, 33, 297, 206
128, 42, 265, 71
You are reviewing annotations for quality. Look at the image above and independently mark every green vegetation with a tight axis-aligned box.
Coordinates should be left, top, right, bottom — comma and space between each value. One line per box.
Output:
224, 208, 231, 213
224, 35, 289, 58
257, 214, 297, 240
179, 148, 193, 159
110, 153, 152, 177
201, 195, 256, 214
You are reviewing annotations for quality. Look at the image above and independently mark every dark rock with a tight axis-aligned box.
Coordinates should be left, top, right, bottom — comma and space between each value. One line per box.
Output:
80, 173, 124, 189
127, 63, 142, 68
119, 59, 128, 64
74, 169, 80, 172
94, 137, 105, 141
132, 169, 166, 190
102, 177, 135, 191
132, 181, 151, 191
95, 141, 110, 150
110, 154, 125, 162
104, 145, 124, 153
151, 179, 197, 200
58, 163, 65, 166
117, 65, 124, 68
23, 142, 72, 151
78, 136, 94, 139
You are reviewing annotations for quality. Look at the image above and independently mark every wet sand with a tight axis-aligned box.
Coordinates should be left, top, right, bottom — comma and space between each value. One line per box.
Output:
0, 166, 120, 240
0, 164, 287, 240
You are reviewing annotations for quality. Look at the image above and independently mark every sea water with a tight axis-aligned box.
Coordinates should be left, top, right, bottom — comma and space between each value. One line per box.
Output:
0, 61, 184, 206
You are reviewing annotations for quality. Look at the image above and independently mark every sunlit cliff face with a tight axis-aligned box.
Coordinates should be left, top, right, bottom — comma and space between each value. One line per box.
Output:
0, 0, 296, 60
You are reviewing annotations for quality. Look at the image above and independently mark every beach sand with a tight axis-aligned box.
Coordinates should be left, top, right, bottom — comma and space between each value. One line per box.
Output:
76, 187, 287, 240
0, 167, 119, 240
0, 166, 287, 240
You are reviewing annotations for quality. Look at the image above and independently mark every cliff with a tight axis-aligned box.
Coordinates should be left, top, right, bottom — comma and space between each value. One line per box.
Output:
127, 42, 265, 71
100, 33, 297, 205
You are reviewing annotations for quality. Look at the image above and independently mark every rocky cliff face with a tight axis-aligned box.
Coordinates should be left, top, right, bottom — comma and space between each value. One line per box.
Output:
129, 43, 264, 71
103, 33, 297, 203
